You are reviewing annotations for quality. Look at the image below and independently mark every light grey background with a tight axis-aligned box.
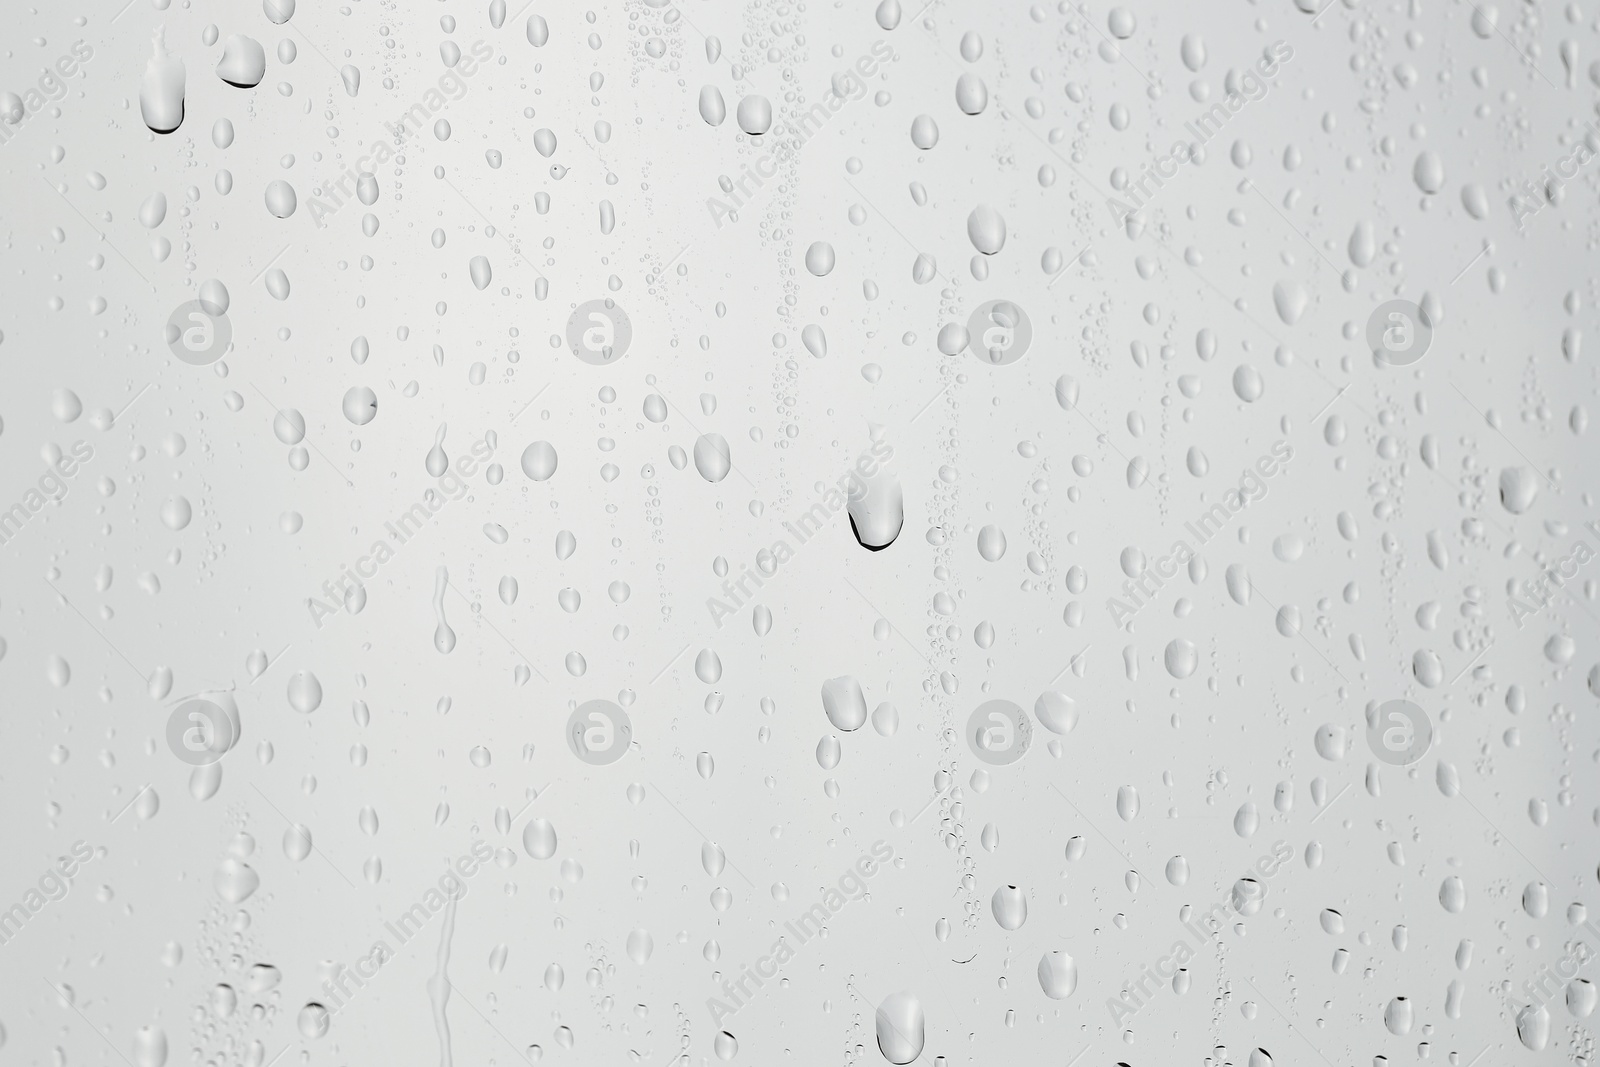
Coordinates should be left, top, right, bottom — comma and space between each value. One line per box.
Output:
1, 0, 1596, 1064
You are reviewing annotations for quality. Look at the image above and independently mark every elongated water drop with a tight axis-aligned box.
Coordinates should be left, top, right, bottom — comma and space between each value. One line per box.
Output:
140, 29, 186, 134
693, 434, 731, 482
874, 992, 923, 1064
698, 85, 726, 126
736, 95, 772, 135
469, 256, 492, 290
426, 424, 449, 476
132, 1026, 169, 1067
801, 324, 826, 358
848, 470, 903, 551
433, 567, 456, 653
821, 676, 868, 731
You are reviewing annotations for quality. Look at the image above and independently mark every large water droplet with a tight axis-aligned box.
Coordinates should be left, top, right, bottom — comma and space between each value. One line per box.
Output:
874, 992, 924, 1065
1516, 1003, 1551, 1050
1164, 638, 1198, 679
695, 648, 723, 683
297, 1003, 330, 1039
976, 524, 1006, 561
217, 35, 265, 87
848, 470, 903, 550
522, 817, 557, 859
804, 242, 836, 276
426, 424, 450, 476
1033, 691, 1076, 734
139, 29, 186, 134
213, 858, 259, 903
521, 441, 558, 480
284, 824, 312, 860
955, 72, 988, 114
342, 387, 377, 425
432, 567, 456, 653
966, 205, 1006, 254
698, 85, 726, 126
1117, 785, 1140, 821
991, 884, 1027, 929
1413, 150, 1445, 194
1498, 466, 1538, 514
132, 1026, 168, 1067
287, 671, 322, 713
626, 928, 654, 964
469, 256, 492, 290
1037, 951, 1078, 999
821, 676, 868, 731
693, 434, 731, 482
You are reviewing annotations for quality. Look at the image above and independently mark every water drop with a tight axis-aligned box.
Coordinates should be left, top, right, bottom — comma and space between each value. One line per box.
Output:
874, 992, 924, 1064
139, 29, 186, 134
432, 567, 456, 653
693, 434, 732, 482
426, 424, 450, 476
521, 441, 558, 480
523, 817, 557, 859
217, 35, 266, 87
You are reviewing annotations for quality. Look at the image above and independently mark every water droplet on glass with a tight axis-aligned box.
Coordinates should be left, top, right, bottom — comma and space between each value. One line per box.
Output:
693, 434, 731, 482
521, 441, 558, 480
426, 424, 450, 475
736, 95, 772, 135
140, 29, 186, 134
874, 992, 924, 1065
699, 85, 726, 126
523, 817, 557, 859
1037, 951, 1078, 999
432, 567, 456, 653
821, 676, 868, 731
287, 670, 322, 713
991, 884, 1027, 929
217, 35, 266, 88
